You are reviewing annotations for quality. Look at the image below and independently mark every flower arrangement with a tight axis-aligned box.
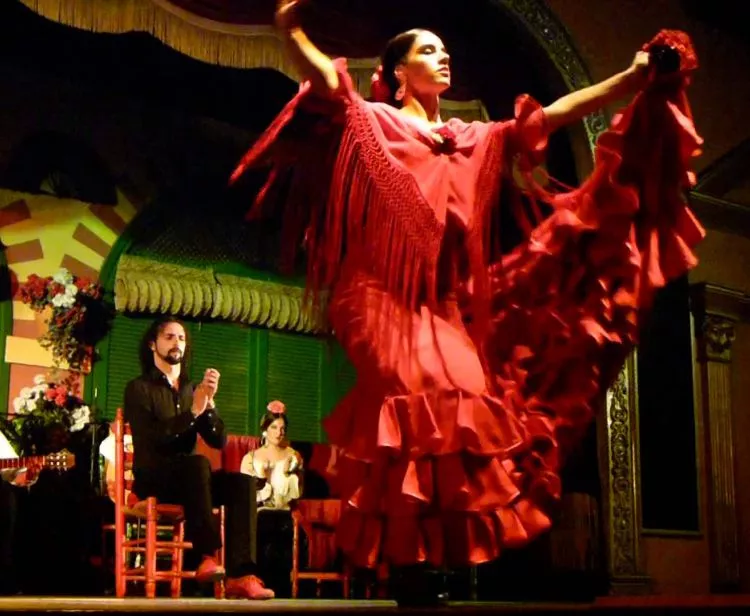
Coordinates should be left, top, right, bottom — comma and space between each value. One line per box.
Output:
18, 268, 106, 373
4, 374, 92, 455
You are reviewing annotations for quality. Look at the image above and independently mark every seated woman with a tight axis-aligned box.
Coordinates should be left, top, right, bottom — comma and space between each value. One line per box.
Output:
240, 401, 303, 510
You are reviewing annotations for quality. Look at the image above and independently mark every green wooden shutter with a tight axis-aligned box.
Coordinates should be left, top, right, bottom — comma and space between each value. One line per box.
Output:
100, 313, 153, 419
266, 330, 323, 442
190, 321, 253, 435
95, 313, 357, 441
320, 341, 357, 435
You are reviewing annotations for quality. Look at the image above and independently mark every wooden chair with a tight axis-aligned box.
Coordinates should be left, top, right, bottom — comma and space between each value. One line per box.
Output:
291, 499, 351, 598
109, 408, 225, 598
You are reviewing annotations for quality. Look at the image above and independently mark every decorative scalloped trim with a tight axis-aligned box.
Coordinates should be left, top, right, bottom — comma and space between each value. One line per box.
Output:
20, 0, 581, 128
114, 255, 325, 333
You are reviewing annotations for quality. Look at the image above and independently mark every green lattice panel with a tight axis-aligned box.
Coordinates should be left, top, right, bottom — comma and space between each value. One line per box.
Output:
189, 321, 253, 435
266, 330, 323, 442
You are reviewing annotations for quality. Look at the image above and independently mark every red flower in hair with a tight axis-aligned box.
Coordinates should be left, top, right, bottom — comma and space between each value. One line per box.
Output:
267, 400, 286, 414
370, 65, 391, 103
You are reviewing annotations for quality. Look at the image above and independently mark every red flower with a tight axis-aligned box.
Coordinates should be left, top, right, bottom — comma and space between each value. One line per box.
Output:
74, 278, 90, 291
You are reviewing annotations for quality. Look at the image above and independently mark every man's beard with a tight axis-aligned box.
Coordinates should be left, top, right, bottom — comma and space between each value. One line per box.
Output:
158, 348, 183, 366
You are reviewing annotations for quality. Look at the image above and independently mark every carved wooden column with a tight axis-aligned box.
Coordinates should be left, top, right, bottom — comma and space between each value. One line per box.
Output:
691, 283, 750, 592
600, 355, 651, 594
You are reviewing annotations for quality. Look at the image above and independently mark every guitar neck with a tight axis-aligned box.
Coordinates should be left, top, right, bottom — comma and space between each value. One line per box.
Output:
0, 455, 47, 470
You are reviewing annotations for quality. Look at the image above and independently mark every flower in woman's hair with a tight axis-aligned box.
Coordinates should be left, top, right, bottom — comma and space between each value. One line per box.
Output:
370, 64, 391, 103
267, 400, 286, 414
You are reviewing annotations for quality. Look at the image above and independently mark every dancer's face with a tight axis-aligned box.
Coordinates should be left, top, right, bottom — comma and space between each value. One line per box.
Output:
395, 31, 451, 98
266, 418, 287, 447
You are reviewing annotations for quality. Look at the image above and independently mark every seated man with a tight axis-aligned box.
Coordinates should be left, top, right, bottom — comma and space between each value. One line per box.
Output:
124, 316, 273, 600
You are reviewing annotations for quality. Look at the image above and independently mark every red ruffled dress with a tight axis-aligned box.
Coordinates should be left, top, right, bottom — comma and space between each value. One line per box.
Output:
231, 30, 704, 568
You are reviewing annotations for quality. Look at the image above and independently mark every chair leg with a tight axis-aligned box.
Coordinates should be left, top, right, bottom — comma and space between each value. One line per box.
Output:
343, 572, 350, 599
214, 506, 226, 599
145, 498, 158, 599
101, 528, 108, 575
291, 517, 299, 598
377, 563, 389, 599
114, 517, 125, 596
177, 521, 186, 597
170, 522, 182, 598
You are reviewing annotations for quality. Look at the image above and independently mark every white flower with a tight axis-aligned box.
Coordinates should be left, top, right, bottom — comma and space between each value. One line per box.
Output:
52, 268, 72, 285
70, 405, 91, 432
33, 374, 47, 385
52, 292, 76, 308
65, 283, 78, 298
24, 398, 38, 413
31, 384, 47, 396
19, 387, 32, 399
12, 396, 24, 413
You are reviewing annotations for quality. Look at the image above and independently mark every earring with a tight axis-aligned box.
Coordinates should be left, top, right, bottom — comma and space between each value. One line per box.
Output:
395, 82, 406, 101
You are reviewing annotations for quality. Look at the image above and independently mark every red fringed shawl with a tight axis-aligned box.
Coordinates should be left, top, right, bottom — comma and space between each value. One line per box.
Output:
231, 30, 703, 357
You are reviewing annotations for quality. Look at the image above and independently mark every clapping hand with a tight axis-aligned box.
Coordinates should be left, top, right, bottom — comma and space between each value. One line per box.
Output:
192, 368, 220, 416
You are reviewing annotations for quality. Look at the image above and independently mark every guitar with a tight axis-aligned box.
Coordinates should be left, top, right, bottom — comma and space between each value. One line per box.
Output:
0, 449, 76, 473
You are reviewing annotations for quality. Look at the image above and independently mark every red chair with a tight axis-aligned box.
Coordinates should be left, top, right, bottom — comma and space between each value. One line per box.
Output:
221, 435, 262, 473
291, 499, 351, 598
109, 408, 225, 598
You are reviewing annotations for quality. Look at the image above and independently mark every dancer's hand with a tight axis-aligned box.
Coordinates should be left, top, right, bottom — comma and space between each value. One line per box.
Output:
628, 50, 651, 88
276, 0, 299, 30
274, 0, 338, 94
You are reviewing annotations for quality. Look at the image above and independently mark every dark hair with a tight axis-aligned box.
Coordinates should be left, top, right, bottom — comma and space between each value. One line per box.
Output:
260, 409, 289, 433
139, 316, 191, 376
380, 28, 428, 107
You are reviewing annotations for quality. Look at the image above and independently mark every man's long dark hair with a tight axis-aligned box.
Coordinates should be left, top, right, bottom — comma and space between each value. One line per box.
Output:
139, 316, 191, 377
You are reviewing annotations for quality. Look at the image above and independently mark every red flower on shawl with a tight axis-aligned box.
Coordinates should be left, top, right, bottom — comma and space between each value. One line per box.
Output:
432, 124, 457, 154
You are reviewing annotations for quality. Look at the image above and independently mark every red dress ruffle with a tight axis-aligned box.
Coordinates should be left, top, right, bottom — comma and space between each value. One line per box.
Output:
231, 31, 704, 568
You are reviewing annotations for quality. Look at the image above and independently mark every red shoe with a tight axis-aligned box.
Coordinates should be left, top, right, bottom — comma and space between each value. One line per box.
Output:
225, 575, 275, 600
195, 556, 226, 583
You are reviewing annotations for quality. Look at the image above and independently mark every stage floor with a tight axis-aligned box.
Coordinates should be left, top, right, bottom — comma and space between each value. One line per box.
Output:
1, 596, 750, 615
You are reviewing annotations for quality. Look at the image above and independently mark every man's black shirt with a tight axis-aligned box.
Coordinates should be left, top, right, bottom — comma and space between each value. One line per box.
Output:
123, 368, 226, 472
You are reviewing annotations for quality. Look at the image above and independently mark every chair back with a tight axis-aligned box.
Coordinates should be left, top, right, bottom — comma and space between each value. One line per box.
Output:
114, 408, 132, 510
103, 409, 136, 506
294, 499, 342, 569
222, 434, 262, 472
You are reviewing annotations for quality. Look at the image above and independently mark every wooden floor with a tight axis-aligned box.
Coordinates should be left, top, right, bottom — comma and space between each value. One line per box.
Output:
0, 596, 750, 615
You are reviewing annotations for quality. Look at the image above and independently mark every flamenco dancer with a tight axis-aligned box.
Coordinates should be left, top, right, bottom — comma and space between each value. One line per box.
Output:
231, 0, 704, 604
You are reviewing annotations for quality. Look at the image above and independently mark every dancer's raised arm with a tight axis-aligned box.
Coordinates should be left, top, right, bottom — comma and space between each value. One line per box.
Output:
276, 0, 340, 95
543, 51, 650, 132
